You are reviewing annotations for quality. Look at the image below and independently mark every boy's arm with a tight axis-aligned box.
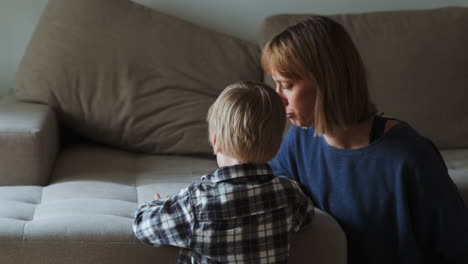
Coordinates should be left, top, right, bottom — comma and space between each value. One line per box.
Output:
133, 187, 194, 248
290, 180, 315, 232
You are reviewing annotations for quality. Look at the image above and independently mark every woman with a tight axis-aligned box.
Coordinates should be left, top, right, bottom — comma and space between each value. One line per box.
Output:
262, 16, 468, 264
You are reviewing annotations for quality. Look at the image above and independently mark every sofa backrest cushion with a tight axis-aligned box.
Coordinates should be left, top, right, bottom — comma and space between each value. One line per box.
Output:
258, 7, 468, 149
15, 0, 262, 155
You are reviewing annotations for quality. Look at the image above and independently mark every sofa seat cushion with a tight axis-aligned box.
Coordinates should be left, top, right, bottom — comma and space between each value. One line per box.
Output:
0, 145, 215, 264
441, 149, 468, 204
0, 144, 347, 264
15, 0, 262, 155
27, 145, 216, 243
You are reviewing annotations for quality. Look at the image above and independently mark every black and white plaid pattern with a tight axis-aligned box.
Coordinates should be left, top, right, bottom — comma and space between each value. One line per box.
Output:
133, 163, 314, 263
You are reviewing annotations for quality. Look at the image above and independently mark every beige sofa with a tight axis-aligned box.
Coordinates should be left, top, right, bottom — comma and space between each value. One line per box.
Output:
0, 0, 467, 263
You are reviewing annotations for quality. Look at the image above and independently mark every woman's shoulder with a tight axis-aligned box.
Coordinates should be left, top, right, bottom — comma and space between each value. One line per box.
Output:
380, 120, 442, 163
384, 119, 430, 145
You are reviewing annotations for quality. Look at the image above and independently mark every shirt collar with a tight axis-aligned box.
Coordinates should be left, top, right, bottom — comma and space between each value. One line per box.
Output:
201, 163, 273, 183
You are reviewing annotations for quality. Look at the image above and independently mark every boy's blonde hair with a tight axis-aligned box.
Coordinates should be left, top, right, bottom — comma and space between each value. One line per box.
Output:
207, 81, 286, 163
261, 16, 376, 135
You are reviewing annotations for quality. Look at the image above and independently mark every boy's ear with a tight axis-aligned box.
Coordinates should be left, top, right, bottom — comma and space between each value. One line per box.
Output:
211, 134, 221, 153
212, 134, 216, 146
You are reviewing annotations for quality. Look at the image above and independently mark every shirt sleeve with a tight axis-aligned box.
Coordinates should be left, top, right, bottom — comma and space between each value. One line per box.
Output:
133, 186, 195, 248
269, 126, 299, 181
407, 140, 468, 263
289, 179, 315, 232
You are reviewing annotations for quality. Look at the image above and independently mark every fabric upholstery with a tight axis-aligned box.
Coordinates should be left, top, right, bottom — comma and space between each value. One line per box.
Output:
0, 97, 59, 186
0, 242, 179, 264
0, 144, 347, 264
15, 0, 262, 155
442, 149, 468, 204
258, 7, 468, 149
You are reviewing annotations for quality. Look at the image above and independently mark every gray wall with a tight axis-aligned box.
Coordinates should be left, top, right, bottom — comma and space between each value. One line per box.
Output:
1, 0, 467, 96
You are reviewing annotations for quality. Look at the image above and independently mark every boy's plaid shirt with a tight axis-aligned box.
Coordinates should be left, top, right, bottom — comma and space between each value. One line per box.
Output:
133, 163, 314, 263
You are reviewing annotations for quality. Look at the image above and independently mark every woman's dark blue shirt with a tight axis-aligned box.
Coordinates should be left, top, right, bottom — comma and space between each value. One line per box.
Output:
269, 121, 468, 264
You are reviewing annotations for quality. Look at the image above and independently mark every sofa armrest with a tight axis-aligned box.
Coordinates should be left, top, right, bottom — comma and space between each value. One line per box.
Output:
0, 96, 59, 186
289, 208, 347, 264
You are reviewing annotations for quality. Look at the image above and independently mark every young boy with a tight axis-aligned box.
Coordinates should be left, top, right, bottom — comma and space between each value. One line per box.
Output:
133, 81, 314, 263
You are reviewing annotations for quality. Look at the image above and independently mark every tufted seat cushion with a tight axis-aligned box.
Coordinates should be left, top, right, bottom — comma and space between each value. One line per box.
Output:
0, 144, 217, 240
0, 144, 216, 263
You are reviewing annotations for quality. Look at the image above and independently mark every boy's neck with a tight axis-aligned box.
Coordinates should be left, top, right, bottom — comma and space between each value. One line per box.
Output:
216, 152, 243, 167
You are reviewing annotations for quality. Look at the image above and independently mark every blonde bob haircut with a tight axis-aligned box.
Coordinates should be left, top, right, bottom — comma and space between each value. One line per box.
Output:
207, 81, 286, 163
261, 16, 377, 135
